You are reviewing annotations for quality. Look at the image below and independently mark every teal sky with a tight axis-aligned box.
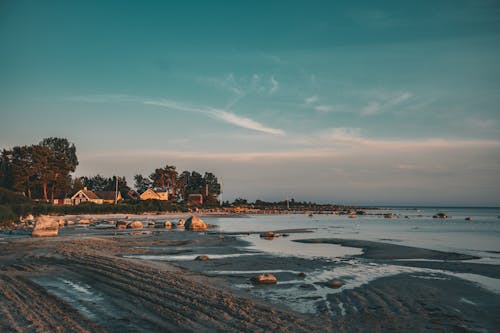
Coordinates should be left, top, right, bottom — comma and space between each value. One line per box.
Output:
1, 1, 500, 205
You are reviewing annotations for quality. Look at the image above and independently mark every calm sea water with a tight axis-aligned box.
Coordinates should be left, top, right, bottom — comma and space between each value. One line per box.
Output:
207, 207, 500, 264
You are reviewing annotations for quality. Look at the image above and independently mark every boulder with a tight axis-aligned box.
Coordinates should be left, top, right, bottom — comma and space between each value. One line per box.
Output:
251, 274, 277, 285
327, 279, 343, 289
465, 217, 472, 221
176, 219, 185, 227
164, 221, 172, 228
384, 213, 393, 219
433, 212, 447, 219
184, 216, 207, 231
127, 221, 143, 229
32, 216, 59, 237
147, 221, 156, 228
116, 220, 128, 229
195, 255, 210, 261
297, 272, 307, 278
259, 231, 280, 239
58, 219, 66, 227
78, 219, 91, 224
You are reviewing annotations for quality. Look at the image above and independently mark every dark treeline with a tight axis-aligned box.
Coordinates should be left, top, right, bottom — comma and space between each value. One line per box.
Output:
0, 138, 78, 202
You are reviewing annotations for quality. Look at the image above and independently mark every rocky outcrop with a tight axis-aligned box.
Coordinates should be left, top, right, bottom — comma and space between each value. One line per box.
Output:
32, 216, 59, 237
251, 274, 277, 285
184, 216, 207, 231
327, 279, 343, 288
127, 221, 143, 229
259, 232, 280, 239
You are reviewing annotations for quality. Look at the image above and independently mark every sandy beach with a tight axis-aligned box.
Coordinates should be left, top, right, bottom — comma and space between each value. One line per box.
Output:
1, 213, 499, 332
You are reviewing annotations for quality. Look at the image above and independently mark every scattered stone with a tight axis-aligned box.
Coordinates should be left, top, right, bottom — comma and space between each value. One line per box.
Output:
433, 212, 447, 219
260, 231, 281, 239
251, 274, 277, 285
384, 213, 393, 219
282, 234, 290, 237
184, 216, 207, 231
58, 219, 65, 227
465, 217, 472, 221
327, 279, 343, 289
195, 255, 210, 261
78, 219, 91, 224
176, 219, 185, 227
127, 221, 143, 229
147, 221, 155, 228
297, 272, 306, 278
65, 220, 75, 226
32, 216, 59, 237
116, 220, 128, 229
219, 235, 225, 239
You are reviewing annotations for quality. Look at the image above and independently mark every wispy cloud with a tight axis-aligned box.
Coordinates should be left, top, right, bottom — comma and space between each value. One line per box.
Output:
361, 92, 413, 116
314, 105, 337, 112
70, 94, 285, 136
144, 99, 285, 136
269, 76, 279, 94
305, 95, 319, 104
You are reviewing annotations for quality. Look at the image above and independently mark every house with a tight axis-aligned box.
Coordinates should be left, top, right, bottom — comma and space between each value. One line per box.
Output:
95, 191, 123, 204
71, 188, 103, 205
187, 194, 203, 205
139, 188, 169, 201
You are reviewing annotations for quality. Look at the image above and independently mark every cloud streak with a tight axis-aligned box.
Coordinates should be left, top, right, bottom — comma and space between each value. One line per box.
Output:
144, 99, 285, 136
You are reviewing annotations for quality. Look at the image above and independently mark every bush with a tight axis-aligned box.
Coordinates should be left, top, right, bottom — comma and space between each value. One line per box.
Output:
0, 205, 17, 227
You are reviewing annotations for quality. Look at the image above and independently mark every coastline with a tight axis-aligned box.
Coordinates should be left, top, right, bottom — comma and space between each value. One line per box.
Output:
1, 214, 499, 332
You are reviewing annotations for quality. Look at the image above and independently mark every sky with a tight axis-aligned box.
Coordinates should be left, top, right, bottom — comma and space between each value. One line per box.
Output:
1, 1, 500, 206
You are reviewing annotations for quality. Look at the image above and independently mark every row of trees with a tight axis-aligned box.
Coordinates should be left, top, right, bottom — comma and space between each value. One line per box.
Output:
1, 138, 222, 204
134, 165, 221, 203
0, 138, 78, 202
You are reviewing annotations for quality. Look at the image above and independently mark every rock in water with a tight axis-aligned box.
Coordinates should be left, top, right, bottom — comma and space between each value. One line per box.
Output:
32, 216, 59, 237
184, 216, 207, 231
327, 279, 343, 288
195, 255, 210, 261
127, 221, 143, 229
251, 274, 277, 285
176, 219, 185, 227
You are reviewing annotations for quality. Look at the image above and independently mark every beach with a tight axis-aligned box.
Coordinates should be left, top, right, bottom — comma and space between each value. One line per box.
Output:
1, 210, 499, 332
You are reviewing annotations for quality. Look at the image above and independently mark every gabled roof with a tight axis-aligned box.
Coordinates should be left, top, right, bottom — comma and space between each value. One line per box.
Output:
71, 189, 100, 200
140, 188, 160, 199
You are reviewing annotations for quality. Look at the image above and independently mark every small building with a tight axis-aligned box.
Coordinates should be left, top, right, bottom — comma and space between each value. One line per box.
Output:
95, 191, 123, 204
139, 188, 169, 201
71, 188, 103, 205
187, 194, 203, 205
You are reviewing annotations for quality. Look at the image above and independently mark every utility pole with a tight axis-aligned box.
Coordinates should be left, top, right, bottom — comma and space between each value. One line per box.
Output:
220, 177, 223, 207
114, 176, 118, 204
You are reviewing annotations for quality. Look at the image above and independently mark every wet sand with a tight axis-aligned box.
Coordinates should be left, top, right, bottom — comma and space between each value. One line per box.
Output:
1, 227, 499, 332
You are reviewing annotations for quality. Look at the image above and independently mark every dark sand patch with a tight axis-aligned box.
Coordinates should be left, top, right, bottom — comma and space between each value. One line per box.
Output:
293, 238, 479, 260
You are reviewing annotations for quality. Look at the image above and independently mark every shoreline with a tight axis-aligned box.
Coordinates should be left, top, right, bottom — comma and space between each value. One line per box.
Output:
1, 215, 499, 332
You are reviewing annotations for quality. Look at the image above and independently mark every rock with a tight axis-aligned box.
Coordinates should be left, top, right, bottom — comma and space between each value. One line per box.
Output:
260, 231, 280, 239
58, 219, 65, 227
65, 220, 75, 226
384, 213, 393, 219
184, 216, 207, 231
32, 216, 59, 237
78, 219, 91, 224
116, 220, 128, 229
282, 234, 290, 237
127, 221, 143, 229
147, 221, 155, 228
356, 211, 367, 215
433, 212, 447, 219
297, 272, 307, 278
327, 279, 343, 288
195, 255, 210, 261
465, 217, 472, 221
164, 221, 172, 228
348, 214, 357, 218
176, 219, 185, 227
251, 274, 277, 285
